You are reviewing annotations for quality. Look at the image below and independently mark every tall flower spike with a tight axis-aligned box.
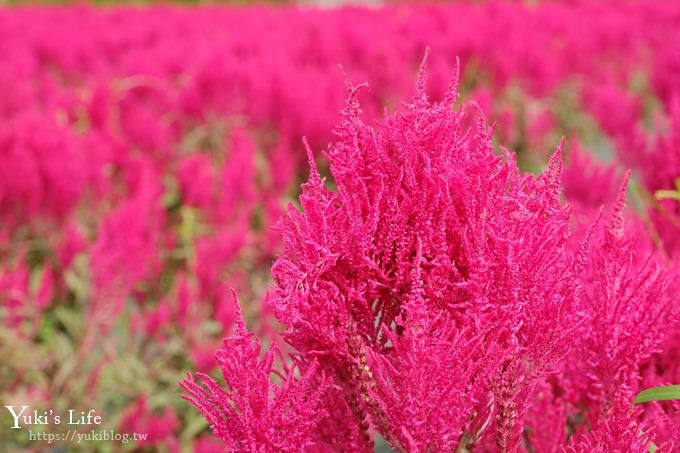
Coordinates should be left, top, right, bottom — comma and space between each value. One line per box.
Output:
412, 47, 431, 109
560, 168, 675, 435
565, 388, 654, 453
180, 293, 328, 452
272, 57, 579, 452
442, 56, 461, 107
608, 169, 631, 241
302, 136, 321, 188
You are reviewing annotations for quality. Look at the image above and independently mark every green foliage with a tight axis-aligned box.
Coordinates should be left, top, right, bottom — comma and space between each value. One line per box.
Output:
654, 178, 680, 202
634, 385, 680, 405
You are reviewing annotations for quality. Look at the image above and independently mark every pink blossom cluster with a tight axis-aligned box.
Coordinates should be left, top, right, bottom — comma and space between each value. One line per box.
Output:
184, 60, 680, 451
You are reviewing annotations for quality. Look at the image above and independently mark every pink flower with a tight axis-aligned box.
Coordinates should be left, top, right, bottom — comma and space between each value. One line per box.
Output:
565, 388, 654, 453
181, 294, 328, 452
120, 396, 180, 451
90, 159, 166, 314
562, 175, 676, 427
177, 153, 217, 210
563, 141, 621, 210
269, 59, 582, 451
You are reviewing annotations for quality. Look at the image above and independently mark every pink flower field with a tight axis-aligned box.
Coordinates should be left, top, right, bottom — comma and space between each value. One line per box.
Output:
1, 0, 680, 451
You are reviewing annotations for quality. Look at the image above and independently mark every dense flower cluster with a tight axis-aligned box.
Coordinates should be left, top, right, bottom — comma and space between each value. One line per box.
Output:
184, 64, 679, 450
1, 1, 680, 451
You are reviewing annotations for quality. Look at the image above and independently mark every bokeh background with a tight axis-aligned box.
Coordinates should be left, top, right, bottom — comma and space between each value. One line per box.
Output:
0, 0, 679, 451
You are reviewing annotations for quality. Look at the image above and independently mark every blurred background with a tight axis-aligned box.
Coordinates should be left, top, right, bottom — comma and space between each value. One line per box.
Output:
0, 0, 679, 451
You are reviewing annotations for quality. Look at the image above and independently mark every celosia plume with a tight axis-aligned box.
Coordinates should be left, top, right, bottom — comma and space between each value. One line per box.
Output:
181, 58, 656, 452
181, 294, 328, 452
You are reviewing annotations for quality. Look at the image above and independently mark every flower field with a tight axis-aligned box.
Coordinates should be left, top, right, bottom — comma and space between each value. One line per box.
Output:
1, 1, 680, 451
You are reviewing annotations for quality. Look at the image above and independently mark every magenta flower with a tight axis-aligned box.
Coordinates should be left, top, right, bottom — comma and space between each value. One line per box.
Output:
181, 294, 328, 452
565, 387, 654, 453
181, 57, 599, 451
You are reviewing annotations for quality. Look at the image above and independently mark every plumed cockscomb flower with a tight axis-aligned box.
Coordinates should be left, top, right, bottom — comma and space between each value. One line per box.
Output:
0, 113, 86, 225
565, 387, 654, 453
119, 396, 179, 450
365, 263, 504, 451
271, 55, 583, 451
523, 378, 568, 453
644, 98, 680, 256
563, 174, 676, 429
180, 294, 328, 453
90, 158, 166, 316
562, 141, 622, 211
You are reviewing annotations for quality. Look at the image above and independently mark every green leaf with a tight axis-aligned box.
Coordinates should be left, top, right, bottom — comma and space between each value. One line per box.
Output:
650, 442, 658, 453
181, 414, 209, 441
655, 178, 680, 201
634, 385, 680, 404
655, 189, 680, 201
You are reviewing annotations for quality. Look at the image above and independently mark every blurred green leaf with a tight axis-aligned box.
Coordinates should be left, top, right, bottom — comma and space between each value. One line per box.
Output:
53, 306, 85, 337
654, 178, 680, 201
181, 413, 209, 441
64, 265, 90, 301
634, 385, 680, 404
655, 189, 680, 201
